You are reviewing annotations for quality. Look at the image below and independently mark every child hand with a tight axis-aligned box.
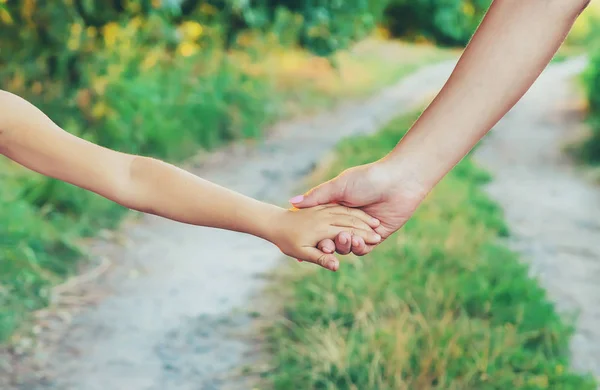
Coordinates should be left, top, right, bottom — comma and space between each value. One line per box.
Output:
271, 204, 381, 272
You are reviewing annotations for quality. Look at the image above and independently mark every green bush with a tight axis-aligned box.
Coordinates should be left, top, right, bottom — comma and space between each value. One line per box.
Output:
266, 111, 596, 389
382, 0, 491, 46
189, 0, 389, 56
0, 177, 81, 341
581, 61, 600, 162
579, 9, 600, 163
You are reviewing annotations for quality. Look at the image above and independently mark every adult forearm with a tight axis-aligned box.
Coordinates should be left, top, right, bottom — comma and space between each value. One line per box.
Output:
384, 0, 588, 192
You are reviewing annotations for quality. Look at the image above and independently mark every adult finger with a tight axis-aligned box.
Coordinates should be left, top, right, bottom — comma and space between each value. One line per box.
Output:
334, 231, 352, 255
289, 178, 344, 209
350, 235, 375, 256
317, 239, 336, 254
328, 205, 380, 229
330, 227, 380, 246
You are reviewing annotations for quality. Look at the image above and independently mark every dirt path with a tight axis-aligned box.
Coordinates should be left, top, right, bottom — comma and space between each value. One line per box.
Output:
475, 57, 600, 381
6, 60, 459, 390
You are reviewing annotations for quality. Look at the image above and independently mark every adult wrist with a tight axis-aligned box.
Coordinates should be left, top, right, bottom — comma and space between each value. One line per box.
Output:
368, 156, 430, 205
380, 118, 464, 197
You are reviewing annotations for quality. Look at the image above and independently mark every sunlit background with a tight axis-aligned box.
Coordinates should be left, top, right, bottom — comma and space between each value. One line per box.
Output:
1, 1, 600, 389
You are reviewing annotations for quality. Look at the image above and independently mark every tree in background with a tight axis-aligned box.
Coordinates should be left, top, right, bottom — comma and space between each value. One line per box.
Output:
382, 0, 491, 46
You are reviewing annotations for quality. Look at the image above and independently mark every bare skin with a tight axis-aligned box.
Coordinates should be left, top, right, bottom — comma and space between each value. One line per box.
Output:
0, 90, 380, 271
293, 0, 592, 256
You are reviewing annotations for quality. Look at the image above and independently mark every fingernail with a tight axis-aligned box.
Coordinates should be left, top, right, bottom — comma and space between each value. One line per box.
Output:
289, 195, 304, 204
372, 218, 380, 225
375, 234, 381, 242
340, 236, 347, 245
328, 261, 338, 271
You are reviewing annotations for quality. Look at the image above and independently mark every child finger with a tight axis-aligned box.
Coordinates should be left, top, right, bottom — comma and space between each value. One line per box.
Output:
301, 248, 340, 271
331, 214, 375, 232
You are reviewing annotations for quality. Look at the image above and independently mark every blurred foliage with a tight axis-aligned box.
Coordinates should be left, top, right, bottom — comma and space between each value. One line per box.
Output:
575, 2, 600, 163
565, 2, 600, 48
381, 0, 491, 46
0, 179, 82, 342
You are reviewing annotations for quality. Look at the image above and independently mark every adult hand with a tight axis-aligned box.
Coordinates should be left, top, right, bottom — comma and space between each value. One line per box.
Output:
291, 0, 591, 258
290, 160, 428, 256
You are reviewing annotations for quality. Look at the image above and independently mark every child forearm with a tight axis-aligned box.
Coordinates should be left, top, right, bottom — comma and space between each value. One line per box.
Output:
123, 156, 281, 242
0, 90, 280, 242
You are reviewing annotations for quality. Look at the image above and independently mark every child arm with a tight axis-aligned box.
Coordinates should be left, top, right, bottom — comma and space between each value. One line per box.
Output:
0, 90, 380, 269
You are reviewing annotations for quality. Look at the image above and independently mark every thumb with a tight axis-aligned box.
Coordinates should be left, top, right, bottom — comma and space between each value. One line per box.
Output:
301, 248, 340, 272
290, 180, 343, 209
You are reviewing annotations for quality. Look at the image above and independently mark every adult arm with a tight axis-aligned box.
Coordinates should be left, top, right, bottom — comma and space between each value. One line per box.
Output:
293, 0, 591, 255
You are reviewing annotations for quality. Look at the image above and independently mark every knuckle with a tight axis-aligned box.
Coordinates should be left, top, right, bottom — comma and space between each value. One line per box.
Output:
317, 254, 328, 266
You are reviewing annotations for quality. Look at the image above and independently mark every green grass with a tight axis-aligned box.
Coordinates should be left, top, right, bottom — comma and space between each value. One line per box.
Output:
264, 111, 597, 389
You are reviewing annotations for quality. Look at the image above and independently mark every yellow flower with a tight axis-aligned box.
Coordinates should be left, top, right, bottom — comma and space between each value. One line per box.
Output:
87, 26, 97, 38
71, 23, 83, 36
22, 0, 34, 22
0, 8, 13, 24
130, 16, 142, 30
527, 375, 549, 389
374, 26, 390, 40
107, 64, 122, 79
31, 82, 42, 96
180, 21, 203, 40
91, 77, 108, 95
462, 2, 475, 17
556, 364, 564, 375
151, 0, 161, 8
141, 53, 159, 70
236, 33, 252, 47
178, 41, 199, 57
92, 102, 108, 119
415, 34, 429, 44
103, 22, 120, 48
9, 73, 25, 90
128, 1, 141, 13
200, 3, 217, 15
67, 37, 80, 51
